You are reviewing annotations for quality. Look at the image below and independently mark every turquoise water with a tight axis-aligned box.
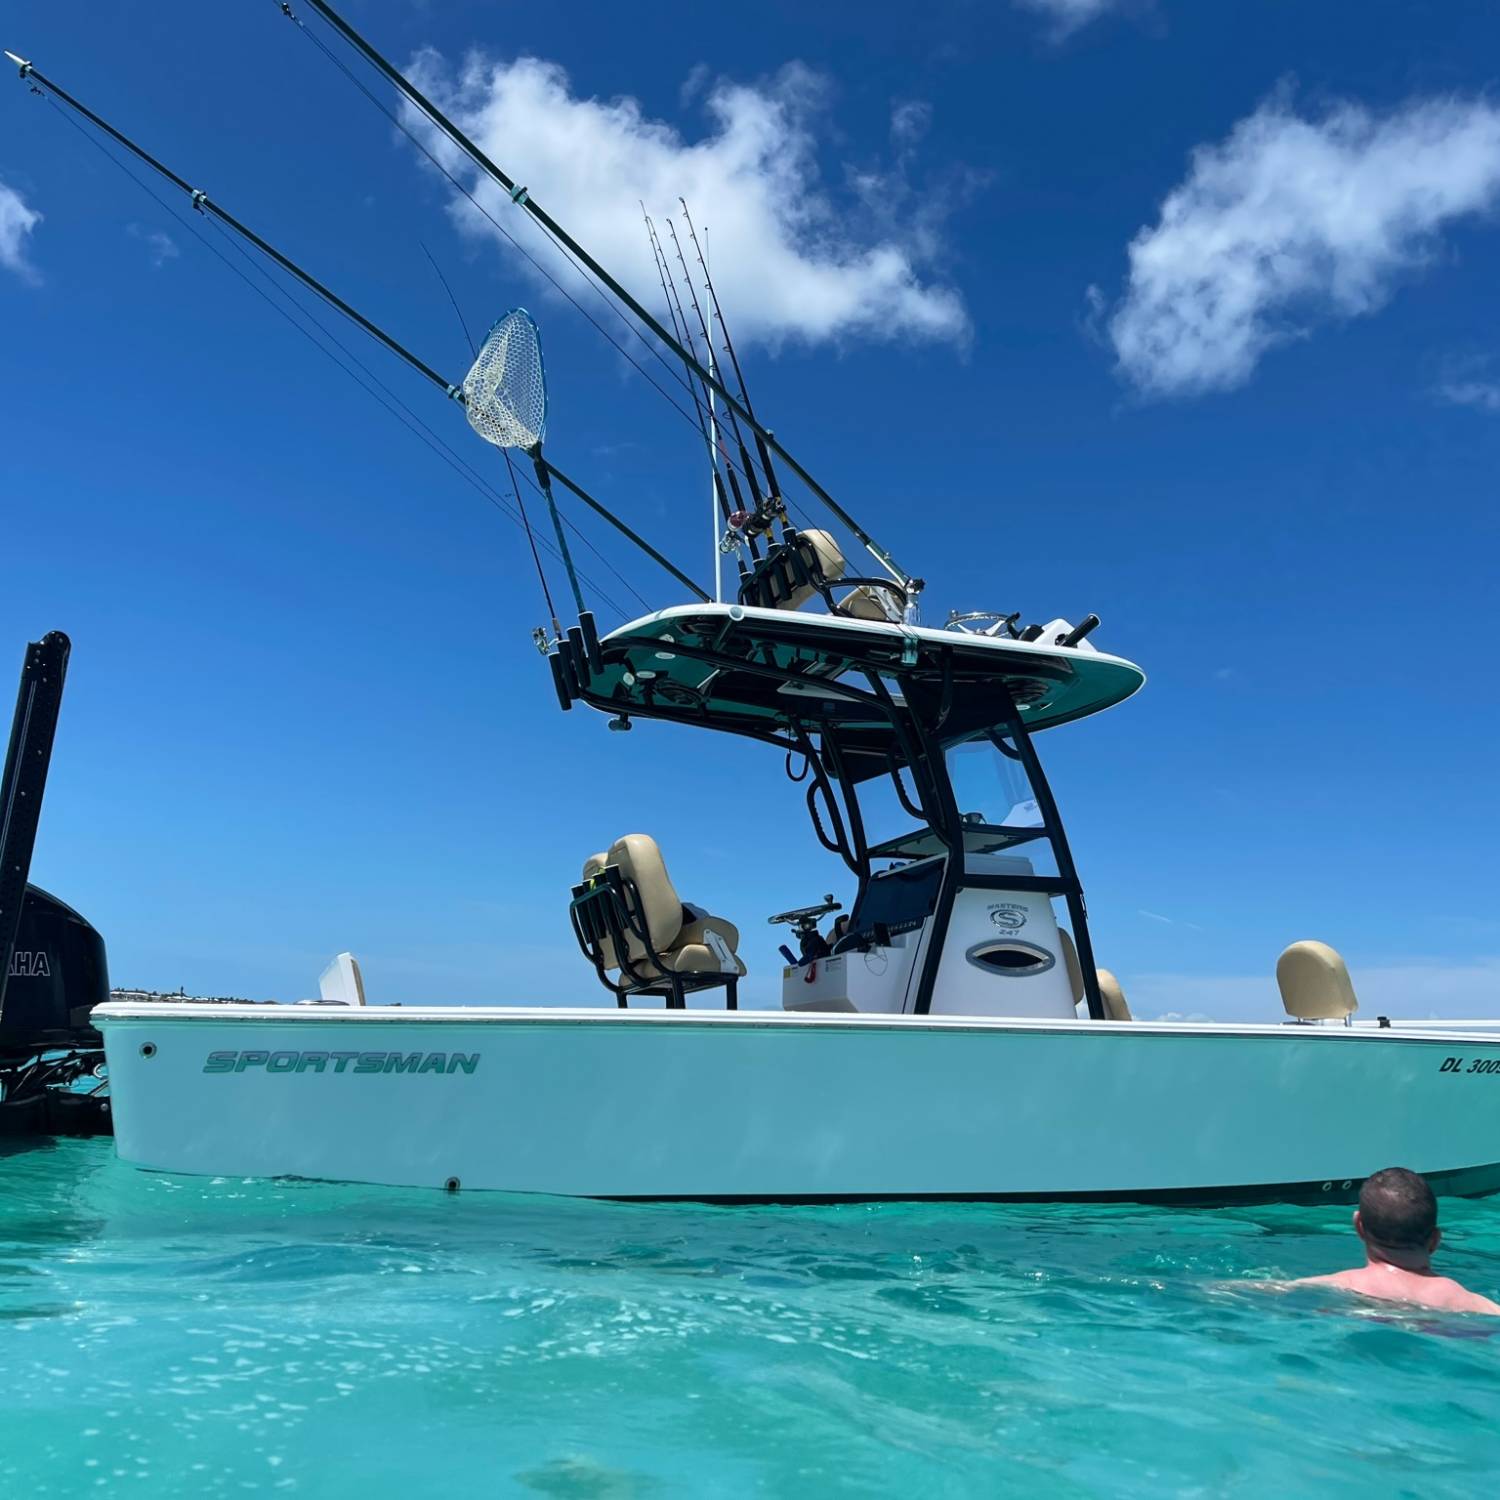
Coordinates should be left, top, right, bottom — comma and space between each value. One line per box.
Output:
4, 1141, 1500, 1496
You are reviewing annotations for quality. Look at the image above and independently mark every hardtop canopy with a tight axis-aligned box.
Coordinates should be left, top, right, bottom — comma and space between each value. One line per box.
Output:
575, 605, 1144, 758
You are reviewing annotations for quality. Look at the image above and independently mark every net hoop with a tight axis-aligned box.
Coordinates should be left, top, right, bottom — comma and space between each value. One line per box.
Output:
462, 307, 548, 451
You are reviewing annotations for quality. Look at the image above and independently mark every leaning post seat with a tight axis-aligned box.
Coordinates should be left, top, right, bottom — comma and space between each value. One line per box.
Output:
570, 834, 745, 1009
737, 528, 909, 619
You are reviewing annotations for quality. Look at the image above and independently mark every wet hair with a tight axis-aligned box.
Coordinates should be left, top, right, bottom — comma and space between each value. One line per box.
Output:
1359, 1167, 1438, 1250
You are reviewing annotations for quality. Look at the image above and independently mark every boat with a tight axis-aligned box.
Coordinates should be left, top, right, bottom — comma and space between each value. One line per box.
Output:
93, 587, 1500, 1203
8, 6, 1497, 1202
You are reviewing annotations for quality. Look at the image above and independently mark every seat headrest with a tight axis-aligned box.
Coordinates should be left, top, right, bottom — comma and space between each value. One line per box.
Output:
779, 529, 847, 611
582, 851, 609, 880
1097, 968, 1131, 1022
799, 530, 846, 583
609, 833, 685, 955
1277, 940, 1358, 1021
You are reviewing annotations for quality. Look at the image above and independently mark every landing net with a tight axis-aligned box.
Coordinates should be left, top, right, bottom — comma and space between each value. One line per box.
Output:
462, 307, 548, 450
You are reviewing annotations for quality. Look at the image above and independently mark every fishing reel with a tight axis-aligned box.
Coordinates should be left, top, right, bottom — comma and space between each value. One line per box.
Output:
719, 505, 781, 557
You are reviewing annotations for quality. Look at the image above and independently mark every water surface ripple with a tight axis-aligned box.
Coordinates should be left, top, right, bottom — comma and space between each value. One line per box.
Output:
3, 1140, 1499, 1495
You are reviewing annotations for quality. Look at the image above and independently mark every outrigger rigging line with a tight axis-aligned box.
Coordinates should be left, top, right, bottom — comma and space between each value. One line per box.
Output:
2, 48, 709, 617
290, 0, 920, 598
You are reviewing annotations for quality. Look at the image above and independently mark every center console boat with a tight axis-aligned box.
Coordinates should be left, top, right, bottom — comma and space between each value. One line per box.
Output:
93, 537, 1500, 1203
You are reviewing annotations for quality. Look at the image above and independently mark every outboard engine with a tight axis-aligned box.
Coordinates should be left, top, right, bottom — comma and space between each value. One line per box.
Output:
0, 633, 111, 1136
3, 886, 109, 1046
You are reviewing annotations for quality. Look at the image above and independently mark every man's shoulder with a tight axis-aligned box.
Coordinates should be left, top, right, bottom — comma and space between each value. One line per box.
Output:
1428, 1277, 1500, 1316
1287, 1269, 1367, 1290
1285, 1269, 1500, 1314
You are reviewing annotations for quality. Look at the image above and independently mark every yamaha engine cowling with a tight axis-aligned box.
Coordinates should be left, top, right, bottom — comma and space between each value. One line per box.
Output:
1, 884, 108, 1055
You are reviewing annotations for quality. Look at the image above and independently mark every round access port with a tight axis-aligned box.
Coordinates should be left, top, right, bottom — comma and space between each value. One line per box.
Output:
965, 941, 1056, 977
444, 1177, 461, 1193
139, 1042, 157, 1059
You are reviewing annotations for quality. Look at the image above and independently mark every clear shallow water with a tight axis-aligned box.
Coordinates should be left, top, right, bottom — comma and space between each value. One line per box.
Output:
3, 1141, 1500, 1497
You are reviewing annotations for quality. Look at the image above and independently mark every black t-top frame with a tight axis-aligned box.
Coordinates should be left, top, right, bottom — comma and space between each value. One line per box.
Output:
557, 609, 1119, 1020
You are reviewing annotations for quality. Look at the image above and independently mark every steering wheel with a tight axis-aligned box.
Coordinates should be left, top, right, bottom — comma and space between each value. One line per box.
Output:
768, 895, 842, 932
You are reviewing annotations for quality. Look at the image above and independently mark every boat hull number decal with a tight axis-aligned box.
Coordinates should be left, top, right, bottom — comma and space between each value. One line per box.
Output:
1439, 1057, 1500, 1075
202, 1050, 480, 1075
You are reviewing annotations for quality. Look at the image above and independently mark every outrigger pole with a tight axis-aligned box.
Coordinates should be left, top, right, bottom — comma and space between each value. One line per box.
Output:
292, 0, 921, 598
3, 49, 709, 612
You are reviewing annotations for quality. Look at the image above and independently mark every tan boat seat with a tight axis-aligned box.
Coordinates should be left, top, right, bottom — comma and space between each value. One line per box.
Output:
1277, 940, 1358, 1022
780, 529, 846, 611
1061, 930, 1131, 1019
1097, 968, 1132, 1021
572, 835, 745, 1006
838, 585, 902, 622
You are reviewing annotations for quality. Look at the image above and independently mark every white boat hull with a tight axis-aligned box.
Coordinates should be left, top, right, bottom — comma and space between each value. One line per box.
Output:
95, 1004, 1500, 1203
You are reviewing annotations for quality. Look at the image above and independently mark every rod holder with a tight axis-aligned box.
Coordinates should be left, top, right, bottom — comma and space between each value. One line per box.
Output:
578, 611, 603, 675
548, 653, 572, 711
1060, 614, 1101, 649
565, 626, 589, 686
557, 636, 582, 699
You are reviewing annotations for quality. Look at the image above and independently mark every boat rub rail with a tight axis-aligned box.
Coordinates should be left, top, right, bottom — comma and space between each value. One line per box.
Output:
93, 1002, 1500, 1049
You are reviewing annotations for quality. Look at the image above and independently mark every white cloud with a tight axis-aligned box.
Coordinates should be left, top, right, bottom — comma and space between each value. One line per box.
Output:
128, 223, 180, 269
1105, 91, 1500, 396
890, 100, 932, 150
0, 178, 42, 282
1435, 358, 1500, 412
1440, 379, 1500, 411
1014, 0, 1125, 38
1130, 958, 1500, 1023
1138, 908, 1204, 932
401, 53, 968, 348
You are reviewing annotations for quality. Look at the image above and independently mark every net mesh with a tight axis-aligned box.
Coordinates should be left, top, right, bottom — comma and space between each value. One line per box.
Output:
462, 308, 547, 450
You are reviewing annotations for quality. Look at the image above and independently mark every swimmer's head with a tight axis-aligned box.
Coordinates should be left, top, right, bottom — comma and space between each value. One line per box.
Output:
1356, 1167, 1439, 1255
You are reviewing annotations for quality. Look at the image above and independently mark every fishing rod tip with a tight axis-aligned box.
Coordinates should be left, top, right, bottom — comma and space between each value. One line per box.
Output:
4, 49, 29, 68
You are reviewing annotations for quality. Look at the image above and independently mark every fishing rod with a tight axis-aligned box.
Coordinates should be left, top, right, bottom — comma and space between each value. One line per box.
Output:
2, 48, 709, 618
292, 0, 920, 598
661, 215, 764, 530
642, 209, 744, 599
641, 207, 724, 521
679, 200, 783, 507
665, 215, 778, 549
645, 210, 757, 556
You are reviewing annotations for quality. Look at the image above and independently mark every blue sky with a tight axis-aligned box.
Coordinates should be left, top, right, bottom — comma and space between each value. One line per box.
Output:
3, 0, 1498, 1017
